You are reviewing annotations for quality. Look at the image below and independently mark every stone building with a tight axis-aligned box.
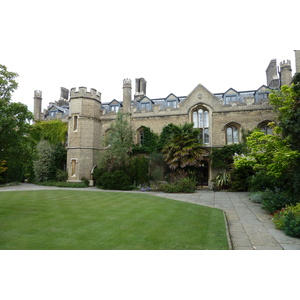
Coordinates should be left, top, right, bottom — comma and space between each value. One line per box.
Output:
33, 51, 300, 188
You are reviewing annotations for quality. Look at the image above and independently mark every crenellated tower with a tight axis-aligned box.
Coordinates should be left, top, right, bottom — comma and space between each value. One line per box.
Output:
67, 87, 102, 183
33, 90, 42, 121
280, 60, 292, 86
122, 78, 132, 113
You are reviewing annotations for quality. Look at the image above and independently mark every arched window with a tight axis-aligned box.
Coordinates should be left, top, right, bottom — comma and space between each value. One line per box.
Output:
226, 125, 239, 144
138, 128, 145, 145
259, 122, 273, 135
192, 107, 209, 144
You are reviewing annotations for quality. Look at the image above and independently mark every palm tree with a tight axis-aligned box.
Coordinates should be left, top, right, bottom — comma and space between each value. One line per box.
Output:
162, 123, 205, 171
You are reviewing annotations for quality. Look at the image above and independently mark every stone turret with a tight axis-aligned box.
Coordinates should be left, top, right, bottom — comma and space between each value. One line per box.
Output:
33, 90, 42, 121
67, 87, 102, 184
122, 78, 132, 113
280, 60, 292, 86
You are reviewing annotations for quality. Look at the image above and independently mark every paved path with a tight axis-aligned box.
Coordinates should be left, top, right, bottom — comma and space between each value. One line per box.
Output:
1, 184, 300, 250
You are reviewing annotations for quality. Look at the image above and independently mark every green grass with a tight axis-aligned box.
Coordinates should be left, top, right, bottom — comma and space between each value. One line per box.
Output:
0, 190, 229, 250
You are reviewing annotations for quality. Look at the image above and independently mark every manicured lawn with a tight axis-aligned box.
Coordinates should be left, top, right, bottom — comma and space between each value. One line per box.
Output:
0, 190, 229, 250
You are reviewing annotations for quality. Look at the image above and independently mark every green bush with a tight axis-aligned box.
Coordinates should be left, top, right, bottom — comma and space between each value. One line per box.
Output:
98, 170, 133, 190
56, 169, 68, 182
249, 192, 264, 203
261, 190, 297, 214
213, 172, 231, 191
230, 166, 255, 191
273, 203, 300, 230
81, 177, 90, 187
248, 170, 282, 192
160, 177, 196, 193
129, 156, 149, 185
283, 211, 300, 238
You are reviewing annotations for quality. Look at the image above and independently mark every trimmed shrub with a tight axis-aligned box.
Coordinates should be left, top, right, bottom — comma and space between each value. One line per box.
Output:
99, 170, 133, 190
261, 190, 297, 214
283, 211, 300, 238
36, 181, 87, 188
249, 192, 264, 203
160, 177, 196, 193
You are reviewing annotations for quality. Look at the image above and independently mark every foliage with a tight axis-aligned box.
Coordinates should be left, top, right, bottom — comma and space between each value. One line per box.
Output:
100, 112, 134, 171
234, 131, 299, 178
211, 144, 245, 169
0, 65, 34, 183
248, 170, 282, 192
229, 166, 255, 191
157, 123, 177, 151
129, 156, 149, 185
261, 190, 297, 214
160, 177, 197, 193
0, 160, 8, 182
81, 177, 90, 187
55, 169, 68, 182
273, 203, 300, 230
36, 181, 87, 188
283, 211, 300, 238
132, 126, 158, 153
249, 192, 265, 203
269, 84, 300, 150
148, 153, 165, 182
0, 64, 19, 104
162, 123, 205, 170
33, 140, 56, 182
31, 120, 68, 145
213, 172, 231, 191
98, 170, 133, 190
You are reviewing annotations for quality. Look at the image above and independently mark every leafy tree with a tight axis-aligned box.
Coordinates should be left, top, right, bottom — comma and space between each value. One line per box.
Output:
0, 64, 18, 104
99, 112, 134, 171
162, 123, 205, 171
0, 64, 33, 182
33, 140, 56, 182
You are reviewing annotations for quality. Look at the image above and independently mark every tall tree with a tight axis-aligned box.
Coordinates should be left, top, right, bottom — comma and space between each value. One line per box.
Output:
0, 64, 33, 182
100, 112, 134, 171
162, 123, 205, 171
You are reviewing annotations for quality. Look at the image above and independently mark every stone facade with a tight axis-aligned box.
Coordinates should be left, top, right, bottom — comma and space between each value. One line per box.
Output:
33, 52, 299, 187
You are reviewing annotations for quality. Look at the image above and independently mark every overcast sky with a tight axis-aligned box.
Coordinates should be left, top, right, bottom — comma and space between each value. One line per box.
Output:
2, 0, 298, 113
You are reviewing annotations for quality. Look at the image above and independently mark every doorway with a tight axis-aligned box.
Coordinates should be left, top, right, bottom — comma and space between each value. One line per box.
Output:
197, 160, 209, 186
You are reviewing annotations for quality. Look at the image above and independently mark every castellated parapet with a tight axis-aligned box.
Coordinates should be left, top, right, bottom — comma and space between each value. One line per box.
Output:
70, 87, 101, 102
123, 78, 132, 88
34, 90, 42, 98
280, 60, 292, 86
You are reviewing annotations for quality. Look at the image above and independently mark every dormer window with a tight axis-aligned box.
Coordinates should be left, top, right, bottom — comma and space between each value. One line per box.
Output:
140, 102, 151, 110
225, 94, 238, 104
50, 110, 57, 118
166, 100, 177, 108
256, 92, 269, 102
110, 105, 120, 112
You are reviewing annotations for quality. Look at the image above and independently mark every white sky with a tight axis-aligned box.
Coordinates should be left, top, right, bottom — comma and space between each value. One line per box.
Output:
2, 0, 298, 113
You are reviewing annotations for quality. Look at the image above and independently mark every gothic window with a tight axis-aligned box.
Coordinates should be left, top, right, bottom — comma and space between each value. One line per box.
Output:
192, 107, 209, 145
138, 128, 145, 145
259, 122, 273, 135
226, 125, 239, 144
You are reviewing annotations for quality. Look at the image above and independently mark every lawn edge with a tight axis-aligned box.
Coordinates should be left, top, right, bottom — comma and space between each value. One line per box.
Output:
223, 211, 233, 250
